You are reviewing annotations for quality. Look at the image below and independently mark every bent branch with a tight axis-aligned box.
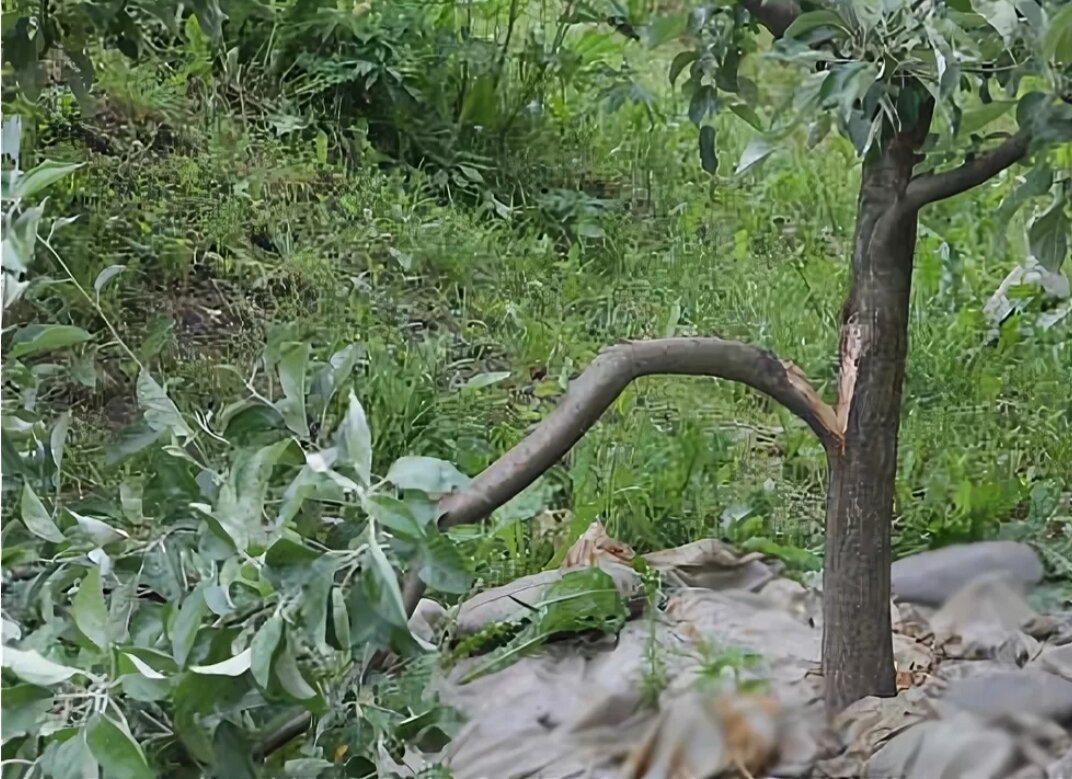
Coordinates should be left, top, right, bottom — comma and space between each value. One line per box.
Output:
437, 337, 840, 531
903, 130, 1031, 211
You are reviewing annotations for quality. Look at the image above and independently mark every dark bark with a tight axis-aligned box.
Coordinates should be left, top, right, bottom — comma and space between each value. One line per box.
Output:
904, 130, 1031, 209
822, 134, 921, 712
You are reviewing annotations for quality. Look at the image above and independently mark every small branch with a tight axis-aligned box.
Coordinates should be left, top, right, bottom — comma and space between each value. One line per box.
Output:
437, 337, 840, 531
903, 130, 1031, 211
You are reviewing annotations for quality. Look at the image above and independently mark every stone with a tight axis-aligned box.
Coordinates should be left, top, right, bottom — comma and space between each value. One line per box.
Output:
892, 541, 1043, 606
942, 669, 1072, 724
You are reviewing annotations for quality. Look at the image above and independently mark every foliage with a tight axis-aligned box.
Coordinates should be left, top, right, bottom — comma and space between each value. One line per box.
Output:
1, 124, 485, 774
664, 0, 1072, 286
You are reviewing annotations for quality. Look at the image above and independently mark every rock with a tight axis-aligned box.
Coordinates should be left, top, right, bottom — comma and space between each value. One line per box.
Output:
892, 542, 1043, 606
930, 572, 1040, 663
865, 714, 1018, 779
942, 669, 1072, 724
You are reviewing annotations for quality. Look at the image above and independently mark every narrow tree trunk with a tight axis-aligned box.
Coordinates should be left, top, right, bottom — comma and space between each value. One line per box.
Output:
821, 138, 920, 712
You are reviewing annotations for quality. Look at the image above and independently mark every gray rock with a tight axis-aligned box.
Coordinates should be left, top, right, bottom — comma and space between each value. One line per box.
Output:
892, 541, 1043, 606
942, 669, 1072, 724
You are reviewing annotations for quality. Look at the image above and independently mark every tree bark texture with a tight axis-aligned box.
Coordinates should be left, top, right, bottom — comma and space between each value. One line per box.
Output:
821, 137, 921, 712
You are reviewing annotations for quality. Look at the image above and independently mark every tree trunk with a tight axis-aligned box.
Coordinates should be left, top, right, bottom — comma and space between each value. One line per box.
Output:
821, 138, 920, 712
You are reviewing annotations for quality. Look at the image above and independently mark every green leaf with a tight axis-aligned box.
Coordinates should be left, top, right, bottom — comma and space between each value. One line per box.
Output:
12, 160, 84, 200
366, 531, 408, 627
94, 264, 126, 296
1019, 95, 1072, 144
806, 114, 832, 148
698, 125, 718, 175
118, 654, 171, 702
958, 100, 1016, 137
669, 50, 697, 86
462, 371, 511, 390
3, 204, 42, 274
821, 61, 878, 126
364, 493, 425, 541
783, 9, 848, 38
39, 731, 97, 779
72, 567, 109, 651
250, 614, 283, 688
330, 588, 351, 650
537, 568, 629, 636
1, 683, 52, 740
0, 647, 82, 686
190, 647, 252, 676
86, 713, 155, 779
688, 84, 717, 126
459, 75, 498, 126
68, 510, 129, 546
274, 635, 318, 702
643, 12, 687, 48
386, 456, 471, 497
993, 165, 1054, 253
10, 324, 92, 358
1044, 2, 1072, 62
137, 314, 175, 363
336, 390, 372, 486
106, 420, 167, 466
276, 341, 311, 437
735, 137, 776, 175
20, 483, 64, 543
577, 222, 606, 239
418, 529, 474, 595
729, 103, 764, 131
1028, 195, 1070, 272
137, 371, 195, 440
122, 653, 167, 680
171, 586, 207, 668
284, 758, 334, 778
213, 438, 294, 551
970, 0, 1020, 42
190, 0, 227, 40
50, 411, 71, 485
212, 721, 258, 779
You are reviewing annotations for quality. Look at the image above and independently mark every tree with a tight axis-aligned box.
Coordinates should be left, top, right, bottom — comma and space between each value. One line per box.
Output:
398, 0, 1072, 713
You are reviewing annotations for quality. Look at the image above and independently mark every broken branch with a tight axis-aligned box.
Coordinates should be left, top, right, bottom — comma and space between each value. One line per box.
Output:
437, 337, 840, 532
903, 130, 1031, 211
